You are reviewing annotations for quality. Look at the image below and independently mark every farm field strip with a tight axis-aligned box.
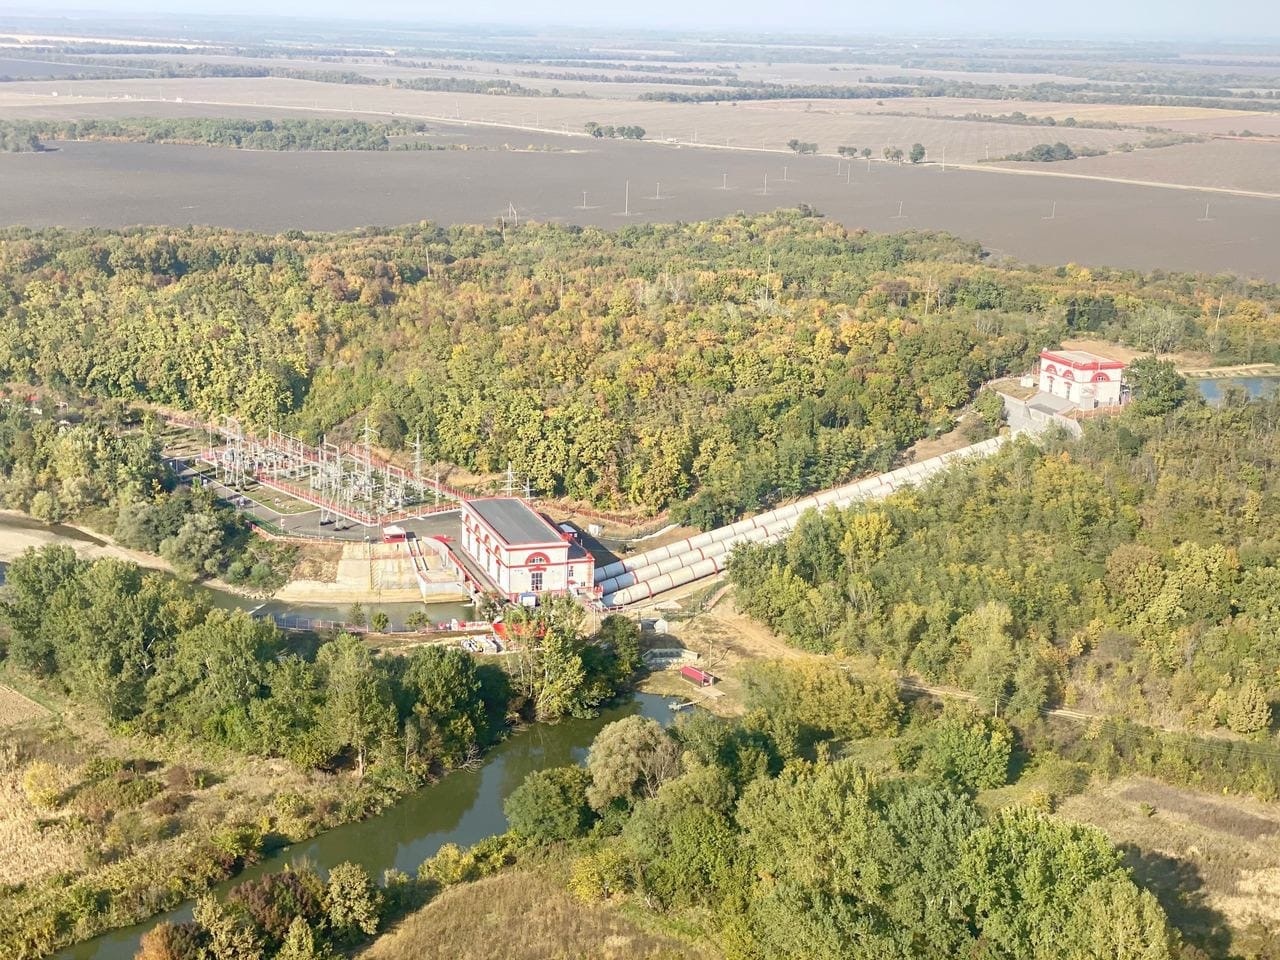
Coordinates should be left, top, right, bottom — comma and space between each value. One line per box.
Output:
0, 682, 50, 728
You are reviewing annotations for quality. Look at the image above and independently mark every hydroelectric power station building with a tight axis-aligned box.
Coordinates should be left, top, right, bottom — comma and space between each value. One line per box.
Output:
459, 497, 593, 601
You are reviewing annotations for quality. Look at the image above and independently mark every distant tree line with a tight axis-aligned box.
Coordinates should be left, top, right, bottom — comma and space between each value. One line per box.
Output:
786, 138, 818, 153
583, 121, 646, 139
0, 117, 428, 153
394, 76, 552, 96
640, 82, 916, 102
997, 141, 1106, 162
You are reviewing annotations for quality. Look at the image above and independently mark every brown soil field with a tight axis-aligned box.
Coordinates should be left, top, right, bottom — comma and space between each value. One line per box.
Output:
1059, 777, 1280, 951
0, 683, 50, 728
1160, 114, 1280, 135
361, 869, 719, 960
2, 130, 1276, 280
993, 139, 1280, 195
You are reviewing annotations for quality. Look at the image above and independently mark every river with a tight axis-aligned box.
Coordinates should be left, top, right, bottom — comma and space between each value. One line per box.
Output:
54, 692, 677, 960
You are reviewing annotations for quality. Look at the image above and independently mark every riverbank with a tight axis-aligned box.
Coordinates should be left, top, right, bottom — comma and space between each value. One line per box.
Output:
47, 693, 675, 960
0, 509, 171, 571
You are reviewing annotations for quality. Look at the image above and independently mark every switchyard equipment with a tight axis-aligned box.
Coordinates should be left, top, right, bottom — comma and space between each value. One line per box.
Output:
203, 417, 466, 526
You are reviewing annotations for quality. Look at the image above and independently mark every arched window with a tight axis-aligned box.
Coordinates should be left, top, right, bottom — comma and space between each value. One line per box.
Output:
1092, 372, 1110, 382
527, 552, 550, 567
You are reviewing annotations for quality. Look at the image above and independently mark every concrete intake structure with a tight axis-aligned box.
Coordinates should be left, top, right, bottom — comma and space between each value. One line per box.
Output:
600, 436, 1008, 606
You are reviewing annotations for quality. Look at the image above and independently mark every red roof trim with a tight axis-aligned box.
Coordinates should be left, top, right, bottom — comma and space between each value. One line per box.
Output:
1040, 350, 1126, 372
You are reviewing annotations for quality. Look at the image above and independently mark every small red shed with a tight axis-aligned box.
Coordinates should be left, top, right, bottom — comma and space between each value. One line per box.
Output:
680, 665, 716, 688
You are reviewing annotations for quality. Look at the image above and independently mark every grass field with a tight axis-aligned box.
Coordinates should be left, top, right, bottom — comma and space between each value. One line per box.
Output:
361, 869, 720, 960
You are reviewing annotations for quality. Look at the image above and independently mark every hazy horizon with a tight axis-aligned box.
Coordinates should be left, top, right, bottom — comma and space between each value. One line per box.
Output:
4, 1, 1280, 41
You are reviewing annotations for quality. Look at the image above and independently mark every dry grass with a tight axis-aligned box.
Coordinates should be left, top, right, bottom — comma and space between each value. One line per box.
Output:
1058, 338, 1215, 369
362, 870, 719, 960
1058, 776, 1280, 952
0, 762, 89, 885
289, 542, 343, 583
0, 683, 50, 728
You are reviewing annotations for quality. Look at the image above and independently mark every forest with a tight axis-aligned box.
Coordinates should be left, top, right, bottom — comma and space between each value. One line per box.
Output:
730, 387, 1280, 749
0, 118, 428, 153
1, 212, 1276, 523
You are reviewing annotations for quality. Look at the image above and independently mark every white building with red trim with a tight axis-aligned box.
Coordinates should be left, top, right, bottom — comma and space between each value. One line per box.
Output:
1038, 349, 1127, 408
459, 497, 593, 600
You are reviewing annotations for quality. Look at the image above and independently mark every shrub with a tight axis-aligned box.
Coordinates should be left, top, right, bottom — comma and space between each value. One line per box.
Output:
568, 845, 632, 902
210, 822, 264, 869
21, 760, 64, 810
325, 861, 382, 940
136, 921, 204, 960
227, 867, 326, 945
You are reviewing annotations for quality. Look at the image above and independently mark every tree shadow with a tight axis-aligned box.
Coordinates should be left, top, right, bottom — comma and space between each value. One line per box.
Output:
1120, 843, 1233, 958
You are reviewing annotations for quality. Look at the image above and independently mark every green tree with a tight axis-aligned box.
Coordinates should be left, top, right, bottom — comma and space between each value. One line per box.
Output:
1058, 878, 1177, 960
398, 645, 487, 767
958, 807, 1163, 960
504, 765, 592, 841
955, 602, 1017, 713
1227, 677, 1272, 735
0, 545, 85, 675
192, 894, 263, 960
909, 142, 926, 163
316, 635, 396, 777
596, 614, 641, 683
276, 917, 333, 960
917, 706, 1013, 793
1125, 357, 1191, 416
586, 715, 682, 811
160, 512, 227, 577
